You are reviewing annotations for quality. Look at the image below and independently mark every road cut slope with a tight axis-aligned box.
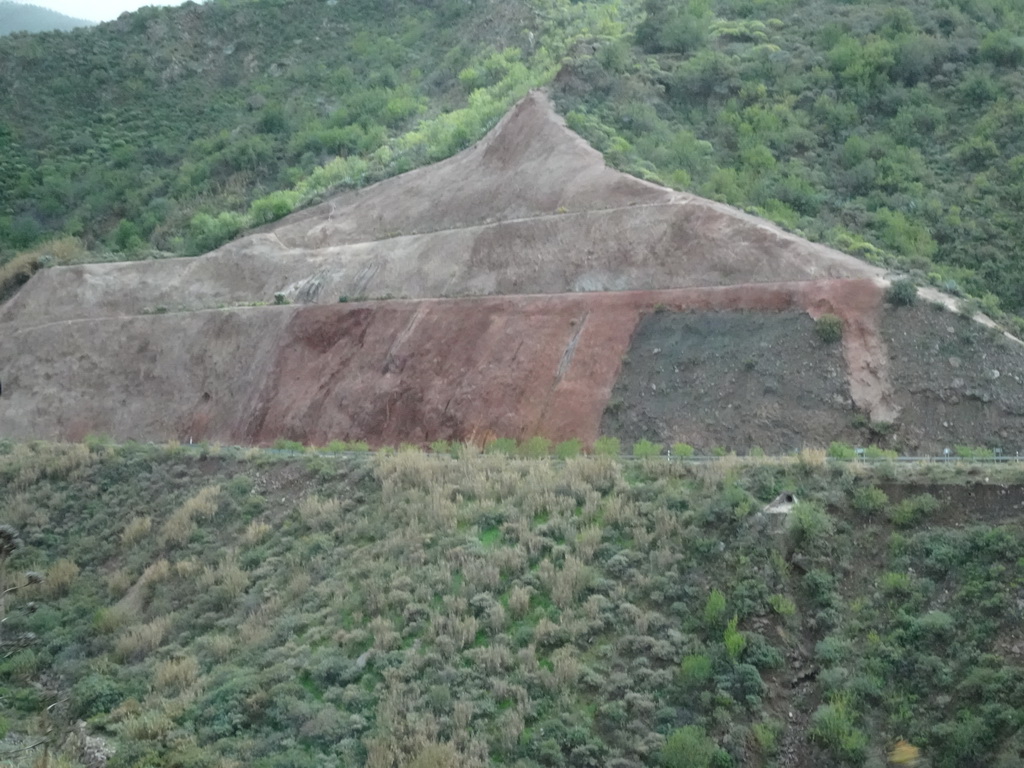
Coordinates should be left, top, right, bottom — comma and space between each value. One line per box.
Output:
3, 92, 1024, 451
0, 282, 894, 449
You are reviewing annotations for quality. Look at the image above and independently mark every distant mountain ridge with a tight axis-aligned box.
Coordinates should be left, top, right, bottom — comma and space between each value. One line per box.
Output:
0, 1, 93, 34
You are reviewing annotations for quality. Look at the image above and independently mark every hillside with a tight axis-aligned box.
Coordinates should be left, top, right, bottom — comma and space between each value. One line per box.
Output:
0, 2, 93, 34
0, 0, 1023, 326
2, 444, 1024, 768
2, 91, 1023, 454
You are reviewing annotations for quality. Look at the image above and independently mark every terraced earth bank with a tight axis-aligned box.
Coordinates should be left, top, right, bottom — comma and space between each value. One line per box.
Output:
1, 92, 1023, 451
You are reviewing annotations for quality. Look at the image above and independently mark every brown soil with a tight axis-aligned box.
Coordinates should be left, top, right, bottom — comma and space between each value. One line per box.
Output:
0, 92, 1022, 451
880, 303, 1024, 453
0, 282, 844, 444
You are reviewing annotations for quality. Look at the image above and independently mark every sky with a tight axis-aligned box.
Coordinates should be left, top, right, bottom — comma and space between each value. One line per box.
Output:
24, 0, 192, 23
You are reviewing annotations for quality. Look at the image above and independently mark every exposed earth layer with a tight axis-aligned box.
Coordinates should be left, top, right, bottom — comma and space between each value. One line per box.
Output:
1, 92, 1022, 451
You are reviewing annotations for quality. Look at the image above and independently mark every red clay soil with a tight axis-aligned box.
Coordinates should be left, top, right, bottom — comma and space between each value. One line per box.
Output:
0, 280, 890, 446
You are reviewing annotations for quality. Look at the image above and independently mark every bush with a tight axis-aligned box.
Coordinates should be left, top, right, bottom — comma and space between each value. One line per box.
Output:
704, 589, 727, 627
679, 653, 713, 688
852, 486, 888, 515
485, 438, 517, 455
554, 438, 582, 459
661, 725, 720, 768
592, 436, 620, 456
888, 493, 939, 527
809, 698, 868, 764
518, 436, 552, 458
827, 441, 856, 460
815, 314, 843, 343
787, 502, 835, 553
886, 278, 918, 306
671, 442, 695, 457
248, 190, 299, 225
632, 439, 662, 458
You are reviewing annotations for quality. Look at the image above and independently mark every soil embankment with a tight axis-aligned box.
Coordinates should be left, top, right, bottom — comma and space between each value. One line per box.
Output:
0, 281, 894, 448
2, 92, 1022, 451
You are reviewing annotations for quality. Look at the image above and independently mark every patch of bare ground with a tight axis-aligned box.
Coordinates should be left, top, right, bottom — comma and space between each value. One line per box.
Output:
880, 302, 1024, 453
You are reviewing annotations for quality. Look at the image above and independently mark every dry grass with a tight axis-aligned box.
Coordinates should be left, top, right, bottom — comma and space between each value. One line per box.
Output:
94, 604, 133, 634
153, 656, 200, 694
798, 446, 828, 469
551, 645, 582, 688
200, 633, 237, 662
160, 485, 221, 547
42, 558, 80, 598
551, 555, 592, 608
105, 567, 134, 598
199, 556, 249, 603
2, 442, 94, 491
508, 585, 532, 618
297, 494, 342, 530
1, 493, 48, 530
121, 515, 153, 547
114, 615, 173, 662
115, 710, 176, 742
242, 520, 271, 546
0, 237, 85, 306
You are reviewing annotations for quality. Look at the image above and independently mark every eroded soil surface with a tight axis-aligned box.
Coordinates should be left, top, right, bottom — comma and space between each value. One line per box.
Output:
881, 303, 1024, 453
601, 311, 854, 453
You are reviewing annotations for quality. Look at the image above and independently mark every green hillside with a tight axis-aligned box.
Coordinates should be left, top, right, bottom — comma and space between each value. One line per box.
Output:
0, 2, 93, 35
1, 0, 1024, 326
2, 443, 1024, 767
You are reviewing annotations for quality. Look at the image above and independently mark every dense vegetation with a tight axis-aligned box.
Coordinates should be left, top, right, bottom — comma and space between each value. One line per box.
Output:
0, 0, 598, 258
2, 0, 1024, 326
0, 2, 93, 36
2, 442, 1024, 767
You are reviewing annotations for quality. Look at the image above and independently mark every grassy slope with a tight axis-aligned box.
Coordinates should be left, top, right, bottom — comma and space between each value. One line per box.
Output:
553, 0, 1024, 319
0, 0, 597, 258
2, 443, 1024, 767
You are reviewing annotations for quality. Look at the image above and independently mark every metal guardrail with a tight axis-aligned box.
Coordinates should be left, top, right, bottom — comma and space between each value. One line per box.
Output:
170, 444, 1024, 463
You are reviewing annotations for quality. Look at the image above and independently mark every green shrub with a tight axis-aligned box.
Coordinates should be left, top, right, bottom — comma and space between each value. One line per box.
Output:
679, 653, 713, 688
671, 442, 695, 457
852, 485, 888, 515
886, 278, 918, 306
661, 725, 720, 768
879, 573, 912, 601
554, 438, 582, 459
485, 438, 517, 455
752, 720, 781, 757
248, 190, 299, 225
787, 502, 835, 553
71, 674, 129, 719
704, 589, 727, 627
632, 439, 662, 458
723, 615, 747, 661
827, 441, 856, 460
767, 594, 796, 616
518, 436, 552, 458
809, 698, 868, 764
592, 436, 620, 456
815, 314, 843, 343
272, 439, 305, 452
888, 493, 939, 527
954, 445, 994, 459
